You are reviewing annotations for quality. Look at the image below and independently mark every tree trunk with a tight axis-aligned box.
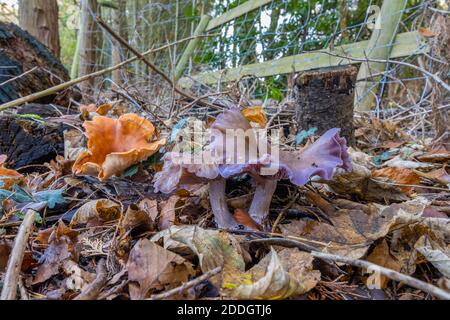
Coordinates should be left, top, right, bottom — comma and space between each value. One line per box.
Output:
78, 0, 98, 99
111, 0, 128, 86
294, 65, 357, 146
338, 0, 349, 41
18, 0, 60, 57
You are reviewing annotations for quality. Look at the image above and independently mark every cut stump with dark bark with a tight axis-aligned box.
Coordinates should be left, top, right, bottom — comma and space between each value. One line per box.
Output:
294, 65, 357, 146
0, 22, 79, 106
0, 115, 65, 170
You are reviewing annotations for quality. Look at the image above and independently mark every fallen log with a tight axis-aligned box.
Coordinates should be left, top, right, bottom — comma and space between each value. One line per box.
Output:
0, 22, 79, 106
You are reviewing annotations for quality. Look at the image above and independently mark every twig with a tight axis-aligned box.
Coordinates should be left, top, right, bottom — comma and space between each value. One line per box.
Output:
148, 266, 223, 300
74, 259, 108, 300
271, 193, 299, 232
96, 16, 216, 110
0, 34, 213, 111
0, 210, 36, 300
311, 251, 450, 300
247, 237, 317, 253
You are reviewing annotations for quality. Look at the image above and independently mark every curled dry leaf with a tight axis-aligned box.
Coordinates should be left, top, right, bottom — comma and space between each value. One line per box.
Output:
121, 204, 154, 231
159, 195, 182, 230
72, 114, 166, 181
418, 27, 437, 38
79, 103, 112, 116
33, 221, 80, 284
0, 239, 11, 272
414, 235, 450, 279
372, 167, 420, 193
126, 238, 194, 299
226, 248, 320, 300
241, 106, 267, 127
365, 239, 401, 289
152, 225, 246, 288
280, 206, 396, 259
233, 208, 262, 231
0, 155, 25, 190
71, 199, 121, 226
63, 260, 96, 291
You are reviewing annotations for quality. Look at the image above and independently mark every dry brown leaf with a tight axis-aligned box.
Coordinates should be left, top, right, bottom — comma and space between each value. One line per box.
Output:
159, 195, 182, 230
138, 198, 159, 221
418, 27, 437, 38
415, 235, 450, 279
241, 106, 267, 127
0, 155, 25, 189
154, 225, 246, 287
33, 221, 80, 284
233, 208, 262, 231
424, 166, 450, 184
226, 248, 320, 299
280, 207, 396, 259
121, 204, 154, 231
417, 146, 450, 163
365, 240, 401, 289
72, 114, 166, 180
70, 199, 122, 226
372, 167, 420, 193
0, 239, 11, 272
126, 238, 194, 299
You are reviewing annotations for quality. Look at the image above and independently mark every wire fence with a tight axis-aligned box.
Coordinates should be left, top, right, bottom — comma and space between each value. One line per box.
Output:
1, 0, 448, 140
82, 1, 437, 94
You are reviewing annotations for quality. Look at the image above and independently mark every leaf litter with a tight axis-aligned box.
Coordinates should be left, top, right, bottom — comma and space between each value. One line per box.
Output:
0, 102, 449, 301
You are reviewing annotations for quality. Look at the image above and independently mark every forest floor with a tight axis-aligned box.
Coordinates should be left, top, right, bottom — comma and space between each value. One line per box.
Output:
0, 100, 449, 300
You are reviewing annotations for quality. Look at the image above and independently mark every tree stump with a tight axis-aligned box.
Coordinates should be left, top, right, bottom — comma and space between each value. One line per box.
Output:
0, 115, 65, 169
294, 65, 357, 146
0, 22, 79, 106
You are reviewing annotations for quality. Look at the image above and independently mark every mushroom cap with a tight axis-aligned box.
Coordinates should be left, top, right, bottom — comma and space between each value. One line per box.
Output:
154, 108, 353, 193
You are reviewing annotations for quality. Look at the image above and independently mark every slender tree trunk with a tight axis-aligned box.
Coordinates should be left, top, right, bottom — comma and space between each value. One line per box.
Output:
18, 0, 60, 57
78, 0, 98, 98
339, 0, 349, 41
112, 0, 128, 85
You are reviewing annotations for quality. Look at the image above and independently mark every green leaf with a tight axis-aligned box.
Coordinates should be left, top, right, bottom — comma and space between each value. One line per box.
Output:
33, 189, 66, 209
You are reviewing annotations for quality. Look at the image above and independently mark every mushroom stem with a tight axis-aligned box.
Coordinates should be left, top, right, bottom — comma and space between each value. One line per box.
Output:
209, 178, 240, 229
248, 179, 278, 227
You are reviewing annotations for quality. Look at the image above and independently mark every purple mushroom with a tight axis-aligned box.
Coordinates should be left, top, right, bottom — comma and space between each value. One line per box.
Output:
154, 109, 352, 230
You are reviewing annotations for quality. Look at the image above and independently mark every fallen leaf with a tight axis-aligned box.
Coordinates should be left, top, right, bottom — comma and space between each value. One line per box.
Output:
233, 208, 262, 231
0, 239, 11, 272
280, 206, 396, 259
159, 195, 183, 230
153, 225, 246, 287
241, 106, 267, 127
372, 167, 420, 193
33, 221, 80, 284
71, 199, 121, 226
72, 114, 166, 180
121, 204, 154, 231
138, 198, 159, 221
423, 166, 450, 184
415, 235, 450, 279
62, 260, 96, 291
127, 238, 194, 299
365, 240, 401, 289
226, 248, 320, 299
418, 27, 436, 38
417, 146, 450, 163
0, 155, 25, 190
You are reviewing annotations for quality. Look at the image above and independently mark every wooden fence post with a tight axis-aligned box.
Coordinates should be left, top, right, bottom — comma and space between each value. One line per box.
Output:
354, 0, 408, 111
174, 15, 212, 81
